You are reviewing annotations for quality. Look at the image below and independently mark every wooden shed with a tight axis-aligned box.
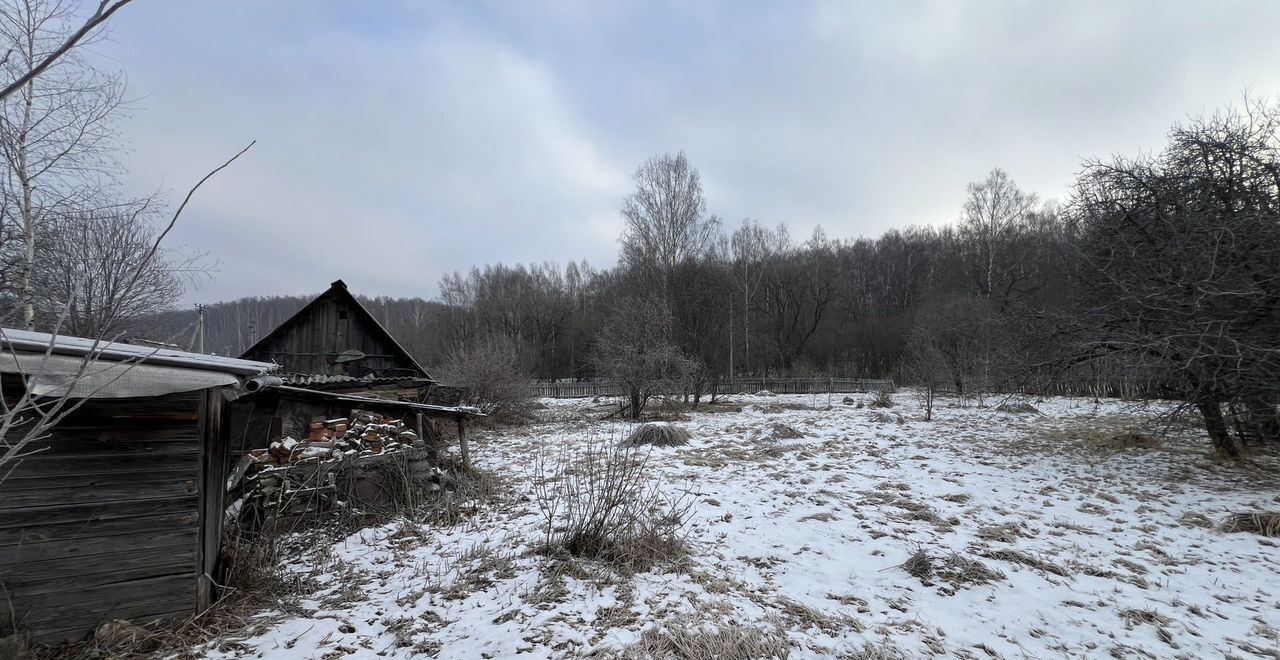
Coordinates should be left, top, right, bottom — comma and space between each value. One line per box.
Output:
0, 329, 275, 646
240, 279, 431, 381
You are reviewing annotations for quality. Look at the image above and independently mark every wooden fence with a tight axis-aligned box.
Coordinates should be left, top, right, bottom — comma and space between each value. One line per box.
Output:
930, 377, 1162, 400
527, 378, 896, 400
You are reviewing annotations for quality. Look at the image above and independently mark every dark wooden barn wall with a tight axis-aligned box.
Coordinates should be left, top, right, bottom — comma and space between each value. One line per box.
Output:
0, 393, 203, 645
242, 294, 418, 376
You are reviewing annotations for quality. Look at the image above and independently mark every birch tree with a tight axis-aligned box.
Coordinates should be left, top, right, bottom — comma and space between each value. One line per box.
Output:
0, 0, 129, 329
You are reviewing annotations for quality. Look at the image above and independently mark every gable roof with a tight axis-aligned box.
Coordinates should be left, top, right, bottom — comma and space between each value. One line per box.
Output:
238, 279, 431, 379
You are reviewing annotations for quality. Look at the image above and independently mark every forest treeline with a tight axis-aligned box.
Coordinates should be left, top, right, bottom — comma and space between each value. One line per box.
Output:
147, 170, 1067, 386
147, 96, 1280, 457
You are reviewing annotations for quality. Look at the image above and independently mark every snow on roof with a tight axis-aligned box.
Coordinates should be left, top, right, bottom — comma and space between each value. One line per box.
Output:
0, 328, 277, 376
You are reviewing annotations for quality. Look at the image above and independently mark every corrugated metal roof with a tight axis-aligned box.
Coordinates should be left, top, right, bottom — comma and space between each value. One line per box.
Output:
0, 328, 276, 376
270, 385, 483, 417
280, 373, 432, 388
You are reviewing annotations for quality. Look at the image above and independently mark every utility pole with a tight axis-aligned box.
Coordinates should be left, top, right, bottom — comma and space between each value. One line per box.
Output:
195, 304, 205, 353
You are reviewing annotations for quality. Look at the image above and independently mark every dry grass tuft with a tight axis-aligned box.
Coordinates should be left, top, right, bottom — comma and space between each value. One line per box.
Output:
995, 401, 1043, 415
625, 422, 692, 447
848, 643, 910, 659
1097, 432, 1162, 450
1219, 511, 1280, 537
901, 548, 934, 581
900, 547, 1005, 589
609, 617, 791, 659
751, 423, 805, 442
936, 551, 1006, 587
975, 522, 1031, 543
1177, 511, 1215, 529
1120, 607, 1171, 628
979, 548, 1070, 577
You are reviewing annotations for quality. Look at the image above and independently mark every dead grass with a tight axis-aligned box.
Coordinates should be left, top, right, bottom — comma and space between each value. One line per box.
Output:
975, 522, 1032, 543
624, 422, 692, 447
1178, 511, 1215, 529
608, 617, 791, 659
1219, 511, 1280, 537
978, 548, 1070, 577
900, 547, 1005, 589
995, 401, 1043, 415
1096, 432, 1162, 450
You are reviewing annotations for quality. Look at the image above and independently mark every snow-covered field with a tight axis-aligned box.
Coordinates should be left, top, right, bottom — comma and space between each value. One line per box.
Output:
203, 393, 1280, 659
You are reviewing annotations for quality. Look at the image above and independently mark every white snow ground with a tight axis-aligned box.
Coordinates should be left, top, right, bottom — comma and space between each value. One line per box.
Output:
201, 393, 1280, 659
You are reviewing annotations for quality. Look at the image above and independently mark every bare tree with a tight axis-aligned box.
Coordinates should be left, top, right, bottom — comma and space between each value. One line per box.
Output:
1066, 96, 1280, 458
960, 168, 1040, 309
33, 208, 210, 337
619, 152, 721, 294
0, 0, 133, 102
0, 0, 131, 329
730, 218, 782, 376
591, 296, 697, 419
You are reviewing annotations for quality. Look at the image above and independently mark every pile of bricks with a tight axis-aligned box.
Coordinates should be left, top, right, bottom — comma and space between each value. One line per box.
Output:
249, 408, 423, 467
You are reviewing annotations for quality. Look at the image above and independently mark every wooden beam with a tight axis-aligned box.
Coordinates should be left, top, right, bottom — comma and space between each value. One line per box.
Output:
456, 416, 470, 470
196, 388, 228, 611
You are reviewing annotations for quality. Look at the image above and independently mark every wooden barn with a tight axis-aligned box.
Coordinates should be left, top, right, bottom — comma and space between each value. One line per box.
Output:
240, 279, 432, 387
0, 329, 276, 646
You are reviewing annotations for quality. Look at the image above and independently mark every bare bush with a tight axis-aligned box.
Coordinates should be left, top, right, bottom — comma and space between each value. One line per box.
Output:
438, 335, 534, 424
531, 433, 693, 573
868, 389, 895, 409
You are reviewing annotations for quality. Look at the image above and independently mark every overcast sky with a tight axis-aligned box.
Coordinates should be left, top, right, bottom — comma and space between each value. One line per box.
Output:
99, 0, 1280, 304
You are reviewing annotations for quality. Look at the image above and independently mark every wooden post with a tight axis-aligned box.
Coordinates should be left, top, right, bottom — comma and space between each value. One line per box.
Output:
197, 388, 228, 611
456, 416, 470, 470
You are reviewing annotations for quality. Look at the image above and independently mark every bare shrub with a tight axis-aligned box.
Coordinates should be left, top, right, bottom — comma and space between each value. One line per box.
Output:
868, 389, 895, 409
438, 335, 534, 424
1219, 512, 1280, 537
611, 616, 791, 660
532, 434, 693, 573
625, 422, 692, 447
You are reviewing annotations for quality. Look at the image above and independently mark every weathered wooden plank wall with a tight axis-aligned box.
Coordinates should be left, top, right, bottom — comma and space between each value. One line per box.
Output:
0, 392, 203, 645
242, 294, 419, 376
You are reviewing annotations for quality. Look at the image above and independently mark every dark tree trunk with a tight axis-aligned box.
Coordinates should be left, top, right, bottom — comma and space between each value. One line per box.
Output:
629, 390, 642, 421
1197, 399, 1240, 459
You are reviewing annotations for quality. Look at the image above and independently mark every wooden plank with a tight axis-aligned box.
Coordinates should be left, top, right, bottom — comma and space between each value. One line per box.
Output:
0, 510, 196, 547
4, 427, 199, 453
0, 496, 196, 530
0, 559, 193, 597
0, 540, 195, 584
0, 479, 198, 510
22, 596, 195, 645
197, 388, 227, 611
0, 527, 198, 564
12, 573, 193, 615
2, 468, 199, 492
0, 450, 199, 477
